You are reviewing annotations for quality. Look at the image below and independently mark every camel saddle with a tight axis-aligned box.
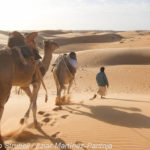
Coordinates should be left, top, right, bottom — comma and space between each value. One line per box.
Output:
13, 46, 41, 60
19, 46, 33, 58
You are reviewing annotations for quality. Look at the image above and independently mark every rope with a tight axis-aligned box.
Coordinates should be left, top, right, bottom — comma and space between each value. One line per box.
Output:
62, 55, 76, 85
30, 58, 48, 103
35, 61, 48, 103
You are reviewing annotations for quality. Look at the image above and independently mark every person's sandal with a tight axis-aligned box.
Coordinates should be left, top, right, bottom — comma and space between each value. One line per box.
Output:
90, 94, 97, 100
101, 96, 105, 99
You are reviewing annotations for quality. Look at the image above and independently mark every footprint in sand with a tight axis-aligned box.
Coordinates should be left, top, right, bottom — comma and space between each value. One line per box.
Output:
27, 123, 43, 129
61, 115, 69, 119
50, 121, 56, 126
53, 107, 62, 111
80, 101, 84, 104
38, 111, 45, 115
42, 117, 51, 123
44, 113, 51, 117
51, 132, 60, 138
76, 106, 81, 109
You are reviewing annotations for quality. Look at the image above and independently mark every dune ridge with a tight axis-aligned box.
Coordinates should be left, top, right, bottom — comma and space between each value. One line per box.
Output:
0, 30, 150, 150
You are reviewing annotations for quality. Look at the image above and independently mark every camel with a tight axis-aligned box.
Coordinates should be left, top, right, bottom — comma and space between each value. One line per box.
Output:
0, 31, 58, 149
53, 52, 77, 106
19, 39, 59, 125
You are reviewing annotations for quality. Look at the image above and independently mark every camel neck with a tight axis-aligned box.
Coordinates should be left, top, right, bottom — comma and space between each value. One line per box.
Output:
42, 51, 52, 74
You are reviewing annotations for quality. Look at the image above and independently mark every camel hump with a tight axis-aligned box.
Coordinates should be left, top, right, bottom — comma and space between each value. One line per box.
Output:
54, 54, 67, 66
8, 31, 25, 48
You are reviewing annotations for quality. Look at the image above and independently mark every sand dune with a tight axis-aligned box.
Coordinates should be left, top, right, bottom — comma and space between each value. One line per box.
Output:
0, 30, 150, 150
52, 33, 123, 46
77, 48, 150, 67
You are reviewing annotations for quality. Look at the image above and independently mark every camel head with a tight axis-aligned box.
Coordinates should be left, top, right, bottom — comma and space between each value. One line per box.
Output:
8, 31, 25, 48
8, 31, 39, 53
44, 40, 59, 53
25, 32, 39, 52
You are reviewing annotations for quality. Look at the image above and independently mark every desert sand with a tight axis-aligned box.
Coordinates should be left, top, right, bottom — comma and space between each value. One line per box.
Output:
0, 30, 150, 150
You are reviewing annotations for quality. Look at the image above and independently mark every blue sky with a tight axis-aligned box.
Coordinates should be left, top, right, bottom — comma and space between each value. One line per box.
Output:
0, 0, 150, 30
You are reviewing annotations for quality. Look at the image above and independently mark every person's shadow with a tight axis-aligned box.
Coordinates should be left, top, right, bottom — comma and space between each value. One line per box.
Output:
106, 97, 150, 104
64, 103, 150, 128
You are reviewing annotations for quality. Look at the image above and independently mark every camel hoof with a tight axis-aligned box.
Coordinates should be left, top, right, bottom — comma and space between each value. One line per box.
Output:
61, 96, 66, 103
55, 102, 62, 106
58, 106, 62, 110
65, 95, 71, 104
20, 118, 25, 125
34, 121, 42, 129
60, 95, 71, 105
55, 97, 61, 105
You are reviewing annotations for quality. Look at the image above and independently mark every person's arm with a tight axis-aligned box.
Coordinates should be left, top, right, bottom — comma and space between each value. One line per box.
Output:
96, 73, 100, 86
104, 73, 109, 87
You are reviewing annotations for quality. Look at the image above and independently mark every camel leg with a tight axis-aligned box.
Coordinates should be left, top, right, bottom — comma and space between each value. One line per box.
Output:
63, 89, 66, 97
31, 82, 40, 127
56, 87, 62, 109
20, 87, 32, 124
55, 85, 59, 105
57, 87, 61, 104
60, 88, 66, 105
65, 80, 73, 104
0, 105, 5, 150
67, 80, 73, 95
0, 88, 11, 150
53, 72, 63, 107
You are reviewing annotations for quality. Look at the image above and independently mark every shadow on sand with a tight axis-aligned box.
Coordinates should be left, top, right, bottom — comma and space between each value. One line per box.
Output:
106, 97, 150, 104
64, 103, 150, 128
4, 96, 150, 149
4, 125, 71, 150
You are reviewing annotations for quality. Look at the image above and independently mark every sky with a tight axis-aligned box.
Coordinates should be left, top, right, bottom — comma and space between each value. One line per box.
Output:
0, 0, 150, 31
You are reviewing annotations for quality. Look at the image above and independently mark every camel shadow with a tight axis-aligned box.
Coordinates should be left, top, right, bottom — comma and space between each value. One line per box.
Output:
35, 126, 72, 150
5, 125, 71, 150
64, 104, 150, 128
13, 130, 47, 142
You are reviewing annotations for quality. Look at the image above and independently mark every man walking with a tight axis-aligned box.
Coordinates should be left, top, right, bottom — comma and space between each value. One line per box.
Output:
90, 67, 109, 100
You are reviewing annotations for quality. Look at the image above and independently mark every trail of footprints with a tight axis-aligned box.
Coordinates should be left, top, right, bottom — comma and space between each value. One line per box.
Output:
37, 110, 69, 127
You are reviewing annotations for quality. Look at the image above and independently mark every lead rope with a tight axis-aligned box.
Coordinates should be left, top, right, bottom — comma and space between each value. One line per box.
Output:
32, 59, 48, 103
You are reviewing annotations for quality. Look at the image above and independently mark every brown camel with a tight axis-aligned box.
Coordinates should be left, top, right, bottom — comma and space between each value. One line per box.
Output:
19, 39, 59, 125
0, 31, 58, 149
53, 52, 77, 106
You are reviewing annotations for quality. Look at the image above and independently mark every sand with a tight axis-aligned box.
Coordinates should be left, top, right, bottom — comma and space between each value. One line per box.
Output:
0, 30, 150, 150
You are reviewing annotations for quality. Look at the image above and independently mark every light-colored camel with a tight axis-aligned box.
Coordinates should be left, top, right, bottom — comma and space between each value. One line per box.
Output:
0, 32, 58, 149
53, 52, 77, 106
